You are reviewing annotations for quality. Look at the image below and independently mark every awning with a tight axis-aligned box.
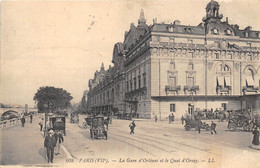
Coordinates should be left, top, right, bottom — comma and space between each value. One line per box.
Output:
224, 77, 231, 86
217, 77, 224, 86
246, 76, 254, 86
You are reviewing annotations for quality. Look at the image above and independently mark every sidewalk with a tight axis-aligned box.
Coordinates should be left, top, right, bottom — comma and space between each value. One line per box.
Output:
0, 114, 66, 166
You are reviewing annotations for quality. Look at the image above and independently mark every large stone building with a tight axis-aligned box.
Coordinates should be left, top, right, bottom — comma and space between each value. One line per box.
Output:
87, 0, 260, 119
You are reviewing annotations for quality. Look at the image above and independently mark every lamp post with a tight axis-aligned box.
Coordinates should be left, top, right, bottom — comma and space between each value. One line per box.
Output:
191, 89, 195, 120
43, 104, 48, 137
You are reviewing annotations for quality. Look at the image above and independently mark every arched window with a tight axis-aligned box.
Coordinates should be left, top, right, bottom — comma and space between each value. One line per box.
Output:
223, 65, 230, 71
226, 29, 232, 35
213, 28, 219, 35
246, 68, 254, 80
245, 68, 255, 87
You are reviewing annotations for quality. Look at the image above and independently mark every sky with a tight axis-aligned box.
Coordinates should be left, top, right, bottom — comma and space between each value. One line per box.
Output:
1, 0, 260, 108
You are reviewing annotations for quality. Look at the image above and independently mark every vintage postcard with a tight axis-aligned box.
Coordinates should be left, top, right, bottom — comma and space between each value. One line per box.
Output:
1, 0, 260, 168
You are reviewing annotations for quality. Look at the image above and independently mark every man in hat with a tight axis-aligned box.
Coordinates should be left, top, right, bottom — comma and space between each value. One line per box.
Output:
21, 116, 25, 127
39, 118, 44, 131
44, 129, 57, 163
129, 120, 136, 134
211, 121, 217, 135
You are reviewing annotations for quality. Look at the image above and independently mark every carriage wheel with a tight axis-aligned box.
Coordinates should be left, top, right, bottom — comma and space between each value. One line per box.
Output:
205, 125, 211, 131
243, 125, 252, 132
83, 122, 87, 129
228, 123, 237, 131
185, 125, 191, 131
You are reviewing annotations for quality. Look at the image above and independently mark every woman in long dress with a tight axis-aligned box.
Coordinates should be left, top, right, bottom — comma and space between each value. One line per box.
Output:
252, 127, 259, 146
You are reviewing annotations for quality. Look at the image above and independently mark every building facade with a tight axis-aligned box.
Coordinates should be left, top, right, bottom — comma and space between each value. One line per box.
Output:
87, 0, 260, 119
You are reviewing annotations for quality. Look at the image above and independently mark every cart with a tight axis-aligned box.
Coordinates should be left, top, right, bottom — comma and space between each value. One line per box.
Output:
89, 115, 107, 140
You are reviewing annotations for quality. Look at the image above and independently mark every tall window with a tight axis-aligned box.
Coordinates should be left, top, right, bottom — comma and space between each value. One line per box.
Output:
215, 53, 220, 59
138, 75, 141, 88
170, 104, 176, 112
169, 76, 176, 87
245, 68, 255, 87
187, 77, 194, 87
111, 89, 114, 102
130, 80, 133, 91
117, 85, 120, 96
126, 81, 129, 92
143, 73, 146, 87
221, 103, 227, 110
134, 78, 137, 90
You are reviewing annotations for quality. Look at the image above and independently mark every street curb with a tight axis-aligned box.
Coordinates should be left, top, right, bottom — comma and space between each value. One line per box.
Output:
249, 145, 260, 150
37, 129, 75, 160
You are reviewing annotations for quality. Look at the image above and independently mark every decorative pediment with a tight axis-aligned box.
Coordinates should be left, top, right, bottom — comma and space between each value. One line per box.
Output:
186, 71, 196, 76
168, 70, 178, 77
207, 40, 243, 51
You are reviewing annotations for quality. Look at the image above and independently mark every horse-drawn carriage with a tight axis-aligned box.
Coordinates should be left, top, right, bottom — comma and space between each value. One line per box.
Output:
89, 115, 107, 140
45, 113, 66, 136
184, 118, 211, 131
227, 114, 253, 131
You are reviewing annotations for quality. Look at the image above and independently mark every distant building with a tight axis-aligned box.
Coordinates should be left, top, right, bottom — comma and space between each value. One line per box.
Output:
87, 0, 260, 119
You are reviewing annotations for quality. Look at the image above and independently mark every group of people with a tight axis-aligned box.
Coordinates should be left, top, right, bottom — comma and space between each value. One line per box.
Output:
153, 114, 175, 123
44, 129, 64, 163
20, 113, 34, 127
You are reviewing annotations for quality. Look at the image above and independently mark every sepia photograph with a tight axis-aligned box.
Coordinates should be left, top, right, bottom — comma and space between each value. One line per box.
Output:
0, 0, 260, 168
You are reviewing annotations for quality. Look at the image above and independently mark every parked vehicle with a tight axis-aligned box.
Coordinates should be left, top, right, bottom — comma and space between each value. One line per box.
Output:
227, 114, 252, 131
70, 112, 79, 123
89, 115, 107, 140
184, 119, 211, 131
83, 115, 93, 129
46, 114, 66, 136
117, 113, 132, 120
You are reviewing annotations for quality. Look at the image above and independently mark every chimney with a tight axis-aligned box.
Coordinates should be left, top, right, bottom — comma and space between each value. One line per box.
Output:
153, 18, 157, 24
130, 23, 135, 28
174, 20, 180, 25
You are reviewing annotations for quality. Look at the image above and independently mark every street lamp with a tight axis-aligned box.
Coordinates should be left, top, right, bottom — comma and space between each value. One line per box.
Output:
43, 104, 48, 137
191, 89, 195, 120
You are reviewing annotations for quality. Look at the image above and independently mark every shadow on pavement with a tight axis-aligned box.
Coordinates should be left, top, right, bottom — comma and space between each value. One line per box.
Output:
38, 148, 46, 161
79, 131, 93, 140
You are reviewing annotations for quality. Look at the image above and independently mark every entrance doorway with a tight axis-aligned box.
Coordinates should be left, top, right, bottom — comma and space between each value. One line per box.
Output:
188, 103, 194, 118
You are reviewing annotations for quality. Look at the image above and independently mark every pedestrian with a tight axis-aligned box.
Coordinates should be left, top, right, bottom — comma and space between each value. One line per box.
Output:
198, 120, 202, 134
172, 113, 175, 122
44, 130, 56, 163
104, 118, 109, 130
39, 118, 44, 131
181, 115, 185, 125
54, 131, 64, 155
154, 115, 157, 122
30, 114, 33, 123
210, 121, 217, 134
252, 127, 259, 146
21, 116, 25, 127
168, 114, 171, 124
129, 120, 136, 134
